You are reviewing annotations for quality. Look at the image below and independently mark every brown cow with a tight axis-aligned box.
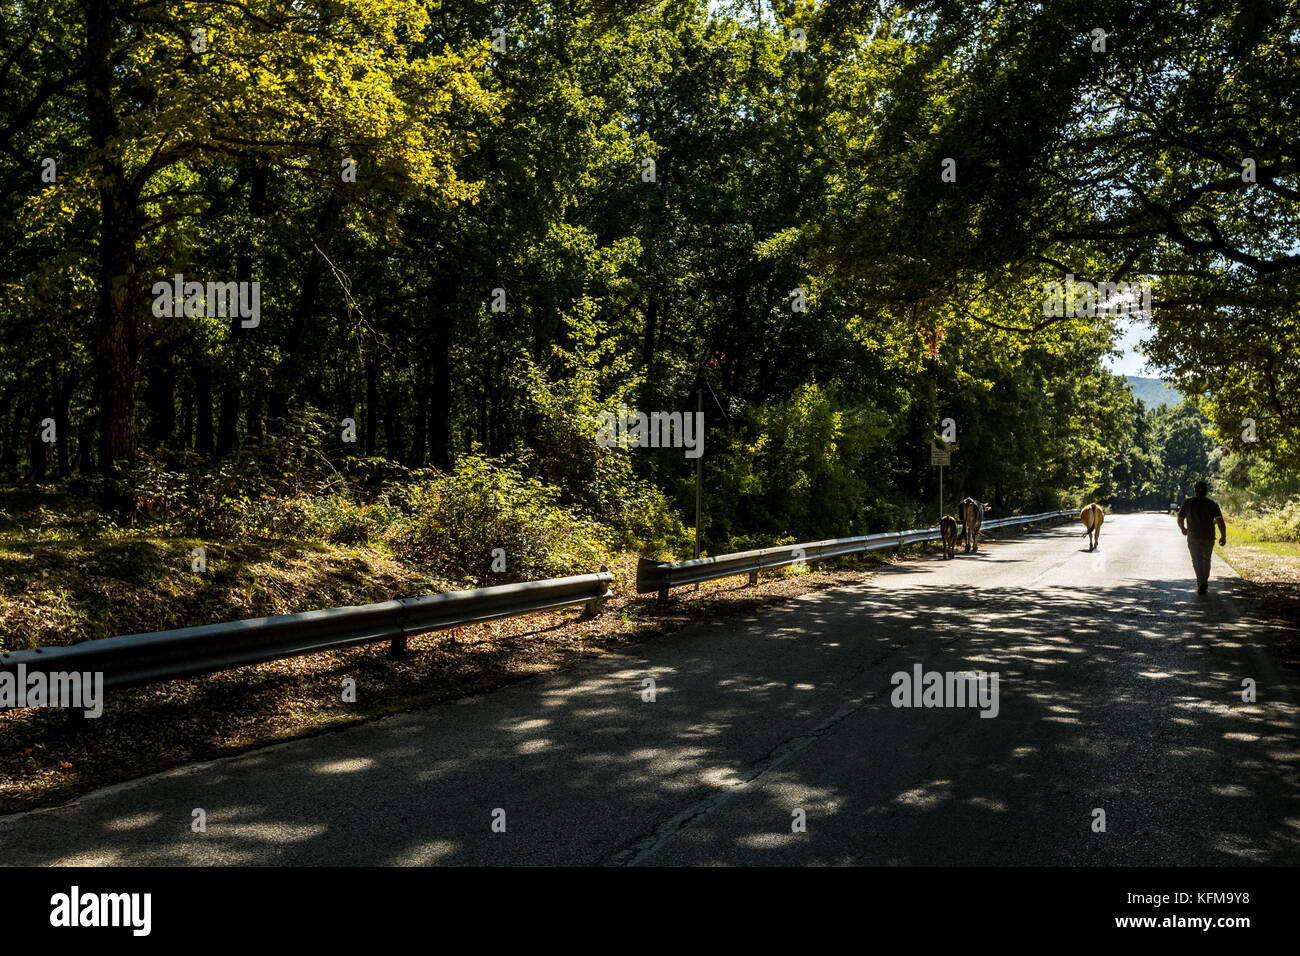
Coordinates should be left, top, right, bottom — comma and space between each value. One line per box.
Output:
940, 514, 960, 559
958, 497, 990, 553
1080, 503, 1104, 551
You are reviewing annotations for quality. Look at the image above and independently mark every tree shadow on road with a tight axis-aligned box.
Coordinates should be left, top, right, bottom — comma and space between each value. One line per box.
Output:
3, 563, 1297, 868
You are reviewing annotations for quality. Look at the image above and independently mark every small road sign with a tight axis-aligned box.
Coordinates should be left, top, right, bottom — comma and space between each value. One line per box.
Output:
930, 443, 951, 466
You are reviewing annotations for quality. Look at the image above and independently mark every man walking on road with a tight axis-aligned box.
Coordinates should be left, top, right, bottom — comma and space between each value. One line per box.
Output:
1177, 481, 1227, 595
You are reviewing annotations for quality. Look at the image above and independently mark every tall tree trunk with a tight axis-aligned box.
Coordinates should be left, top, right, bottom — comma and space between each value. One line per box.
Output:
86, 1, 137, 505
0, 391, 16, 468
55, 373, 73, 477
364, 358, 377, 456
0, 392, 8, 468
267, 192, 343, 429
9, 398, 30, 473
180, 383, 193, 454
77, 414, 95, 475
245, 387, 263, 442
429, 316, 452, 470
382, 383, 405, 464
144, 354, 176, 447
217, 166, 268, 453
410, 372, 429, 466
215, 377, 239, 455
194, 367, 215, 455
485, 372, 495, 456
30, 416, 48, 484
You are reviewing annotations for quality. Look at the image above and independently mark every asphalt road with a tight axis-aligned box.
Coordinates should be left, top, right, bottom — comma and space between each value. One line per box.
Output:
2, 513, 1297, 866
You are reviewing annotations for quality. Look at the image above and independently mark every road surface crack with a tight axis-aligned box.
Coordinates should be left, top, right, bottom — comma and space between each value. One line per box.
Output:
601, 690, 875, 866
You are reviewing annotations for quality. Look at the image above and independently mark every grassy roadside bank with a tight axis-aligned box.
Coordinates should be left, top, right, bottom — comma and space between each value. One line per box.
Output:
1216, 518, 1300, 584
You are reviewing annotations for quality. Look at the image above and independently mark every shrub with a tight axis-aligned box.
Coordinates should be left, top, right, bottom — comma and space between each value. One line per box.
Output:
303, 495, 397, 545
1236, 498, 1300, 542
513, 354, 689, 557
385, 454, 612, 583
120, 407, 411, 542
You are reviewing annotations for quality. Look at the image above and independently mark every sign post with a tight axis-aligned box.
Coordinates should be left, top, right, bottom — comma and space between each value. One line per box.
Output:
694, 387, 703, 590
930, 442, 955, 522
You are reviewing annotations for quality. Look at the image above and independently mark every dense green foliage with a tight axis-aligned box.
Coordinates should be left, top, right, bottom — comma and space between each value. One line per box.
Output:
386, 454, 612, 582
2, 1, 1297, 567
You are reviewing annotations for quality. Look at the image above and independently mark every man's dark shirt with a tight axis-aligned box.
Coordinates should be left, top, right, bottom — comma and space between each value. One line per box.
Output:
1179, 496, 1223, 540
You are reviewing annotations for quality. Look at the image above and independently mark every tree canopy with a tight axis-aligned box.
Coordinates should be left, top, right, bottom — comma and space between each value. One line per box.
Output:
2, 0, 1294, 547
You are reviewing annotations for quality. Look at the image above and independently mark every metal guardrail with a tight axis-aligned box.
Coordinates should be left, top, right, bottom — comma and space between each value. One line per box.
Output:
636, 510, 1074, 601
0, 572, 613, 696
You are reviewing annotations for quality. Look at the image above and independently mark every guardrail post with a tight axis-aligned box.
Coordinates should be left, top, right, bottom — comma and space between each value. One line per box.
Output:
581, 598, 604, 619
748, 570, 758, 586
391, 599, 409, 657
657, 586, 670, 605
580, 566, 611, 619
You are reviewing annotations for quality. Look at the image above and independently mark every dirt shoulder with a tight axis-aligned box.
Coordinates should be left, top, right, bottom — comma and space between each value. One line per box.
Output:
1218, 540, 1300, 671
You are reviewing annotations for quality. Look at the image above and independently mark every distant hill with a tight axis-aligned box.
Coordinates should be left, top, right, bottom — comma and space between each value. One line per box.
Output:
1125, 376, 1181, 408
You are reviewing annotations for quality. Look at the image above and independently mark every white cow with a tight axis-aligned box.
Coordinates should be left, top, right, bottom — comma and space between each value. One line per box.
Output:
1080, 503, 1104, 551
